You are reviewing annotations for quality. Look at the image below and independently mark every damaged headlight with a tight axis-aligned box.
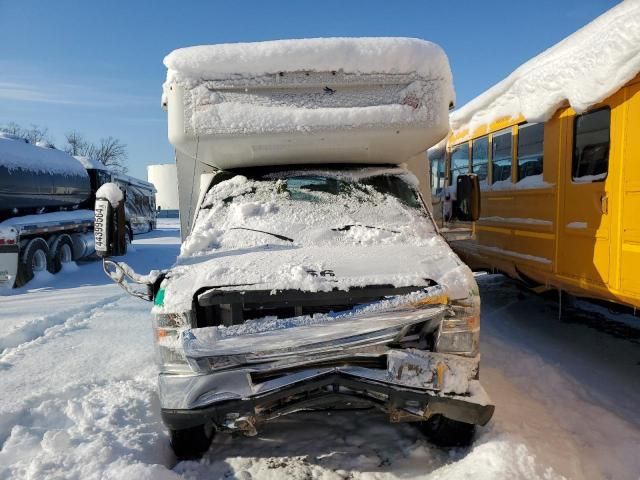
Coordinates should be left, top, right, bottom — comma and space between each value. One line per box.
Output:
153, 311, 193, 372
435, 300, 480, 357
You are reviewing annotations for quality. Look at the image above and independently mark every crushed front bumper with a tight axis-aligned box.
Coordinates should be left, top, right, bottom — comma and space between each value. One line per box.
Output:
159, 350, 494, 432
157, 295, 494, 432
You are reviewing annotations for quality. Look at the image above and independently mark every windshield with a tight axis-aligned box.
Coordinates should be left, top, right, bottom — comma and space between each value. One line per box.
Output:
181, 167, 435, 258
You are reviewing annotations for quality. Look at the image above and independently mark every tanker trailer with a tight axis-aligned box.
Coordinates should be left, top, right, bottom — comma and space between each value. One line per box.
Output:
0, 133, 96, 288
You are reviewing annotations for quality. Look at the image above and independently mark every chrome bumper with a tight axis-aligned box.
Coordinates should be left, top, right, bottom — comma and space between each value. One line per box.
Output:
158, 349, 493, 432
157, 298, 494, 431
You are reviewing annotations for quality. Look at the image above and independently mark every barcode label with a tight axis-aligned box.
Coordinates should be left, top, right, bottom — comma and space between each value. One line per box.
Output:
94, 200, 110, 253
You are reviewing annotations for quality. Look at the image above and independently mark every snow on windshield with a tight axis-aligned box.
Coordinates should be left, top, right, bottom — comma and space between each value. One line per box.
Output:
180, 168, 434, 258
451, 1, 640, 137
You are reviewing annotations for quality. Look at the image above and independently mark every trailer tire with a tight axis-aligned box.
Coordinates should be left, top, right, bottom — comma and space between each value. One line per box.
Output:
15, 238, 50, 287
169, 424, 214, 460
48, 234, 74, 274
420, 415, 475, 447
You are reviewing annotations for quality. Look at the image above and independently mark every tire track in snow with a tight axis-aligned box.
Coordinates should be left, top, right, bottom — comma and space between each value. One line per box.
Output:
0, 293, 124, 366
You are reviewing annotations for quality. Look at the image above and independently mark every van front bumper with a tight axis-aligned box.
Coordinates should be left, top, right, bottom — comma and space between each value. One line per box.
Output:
158, 350, 494, 433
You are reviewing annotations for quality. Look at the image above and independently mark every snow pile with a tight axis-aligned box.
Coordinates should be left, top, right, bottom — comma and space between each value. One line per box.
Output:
158, 167, 474, 312
96, 182, 124, 207
164, 37, 452, 84
451, 1, 640, 136
0, 133, 88, 177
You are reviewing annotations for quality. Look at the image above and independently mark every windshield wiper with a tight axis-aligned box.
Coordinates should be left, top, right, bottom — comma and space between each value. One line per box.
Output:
331, 224, 400, 234
229, 227, 294, 242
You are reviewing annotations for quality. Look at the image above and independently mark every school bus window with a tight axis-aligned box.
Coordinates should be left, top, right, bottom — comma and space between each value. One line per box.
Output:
517, 123, 544, 181
449, 142, 469, 186
428, 148, 446, 193
572, 108, 610, 182
472, 136, 489, 182
492, 130, 512, 184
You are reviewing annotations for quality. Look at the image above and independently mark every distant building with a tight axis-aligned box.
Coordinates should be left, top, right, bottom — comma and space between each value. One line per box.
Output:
147, 163, 179, 217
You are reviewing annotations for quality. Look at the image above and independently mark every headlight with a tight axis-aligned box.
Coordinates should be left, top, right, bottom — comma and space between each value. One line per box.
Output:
435, 301, 480, 357
153, 312, 193, 372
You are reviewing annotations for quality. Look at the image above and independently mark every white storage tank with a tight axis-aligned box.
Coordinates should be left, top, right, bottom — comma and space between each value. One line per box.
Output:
147, 163, 179, 216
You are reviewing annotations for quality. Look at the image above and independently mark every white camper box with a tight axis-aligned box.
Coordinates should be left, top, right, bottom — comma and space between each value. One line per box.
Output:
162, 38, 454, 237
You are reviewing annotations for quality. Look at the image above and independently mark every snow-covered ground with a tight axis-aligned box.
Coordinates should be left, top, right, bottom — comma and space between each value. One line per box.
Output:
1, 221, 638, 480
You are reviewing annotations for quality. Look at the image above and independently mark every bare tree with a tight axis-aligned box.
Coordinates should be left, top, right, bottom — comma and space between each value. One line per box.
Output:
24, 124, 51, 145
1, 122, 51, 145
92, 136, 128, 173
64, 130, 92, 157
1, 122, 24, 136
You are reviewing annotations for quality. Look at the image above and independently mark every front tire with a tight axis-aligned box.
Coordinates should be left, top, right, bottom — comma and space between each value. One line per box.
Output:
169, 424, 214, 460
420, 415, 475, 447
15, 237, 50, 287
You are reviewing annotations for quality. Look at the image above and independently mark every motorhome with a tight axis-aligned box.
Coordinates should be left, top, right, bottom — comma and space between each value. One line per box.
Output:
96, 37, 492, 459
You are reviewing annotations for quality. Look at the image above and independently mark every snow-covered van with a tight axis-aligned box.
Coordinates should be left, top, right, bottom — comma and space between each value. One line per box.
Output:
97, 38, 492, 459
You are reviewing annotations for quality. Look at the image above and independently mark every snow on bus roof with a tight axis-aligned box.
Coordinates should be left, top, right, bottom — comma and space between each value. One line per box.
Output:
0, 132, 88, 177
450, 1, 640, 136
163, 37, 452, 85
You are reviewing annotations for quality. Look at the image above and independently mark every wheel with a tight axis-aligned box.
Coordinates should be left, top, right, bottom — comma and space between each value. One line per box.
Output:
48, 234, 74, 274
169, 424, 214, 460
15, 238, 50, 287
420, 415, 475, 447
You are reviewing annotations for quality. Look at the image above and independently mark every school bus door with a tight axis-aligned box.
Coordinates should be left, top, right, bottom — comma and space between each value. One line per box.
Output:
557, 106, 612, 285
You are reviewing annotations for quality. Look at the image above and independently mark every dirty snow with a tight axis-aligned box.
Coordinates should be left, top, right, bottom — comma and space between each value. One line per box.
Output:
1, 225, 638, 479
0, 132, 88, 177
451, 1, 640, 136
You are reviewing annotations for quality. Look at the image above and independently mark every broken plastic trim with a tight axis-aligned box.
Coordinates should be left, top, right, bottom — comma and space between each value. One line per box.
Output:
102, 258, 161, 301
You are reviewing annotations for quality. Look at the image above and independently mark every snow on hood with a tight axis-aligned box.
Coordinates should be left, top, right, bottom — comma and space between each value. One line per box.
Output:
157, 167, 475, 313
0, 133, 88, 177
164, 37, 452, 85
451, 1, 640, 136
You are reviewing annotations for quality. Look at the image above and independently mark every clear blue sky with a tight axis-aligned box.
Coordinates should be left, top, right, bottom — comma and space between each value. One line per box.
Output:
0, 0, 618, 179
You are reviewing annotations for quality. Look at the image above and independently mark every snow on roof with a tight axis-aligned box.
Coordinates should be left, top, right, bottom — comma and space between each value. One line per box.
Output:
164, 37, 452, 85
0, 133, 88, 177
74, 155, 107, 170
451, 1, 640, 136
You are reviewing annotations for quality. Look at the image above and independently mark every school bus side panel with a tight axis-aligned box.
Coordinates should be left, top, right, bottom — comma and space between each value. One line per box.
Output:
620, 82, 640, 295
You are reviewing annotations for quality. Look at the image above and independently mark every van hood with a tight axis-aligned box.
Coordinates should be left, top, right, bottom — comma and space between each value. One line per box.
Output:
155, 238, 476, 313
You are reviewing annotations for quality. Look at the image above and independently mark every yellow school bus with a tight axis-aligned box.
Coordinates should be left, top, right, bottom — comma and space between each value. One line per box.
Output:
430, 1, 640, 309
431, 74, 640, 309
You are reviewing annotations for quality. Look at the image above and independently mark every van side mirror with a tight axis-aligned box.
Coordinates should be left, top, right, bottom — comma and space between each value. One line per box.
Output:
94, 183, 127, 257
456, 174, 481, 222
